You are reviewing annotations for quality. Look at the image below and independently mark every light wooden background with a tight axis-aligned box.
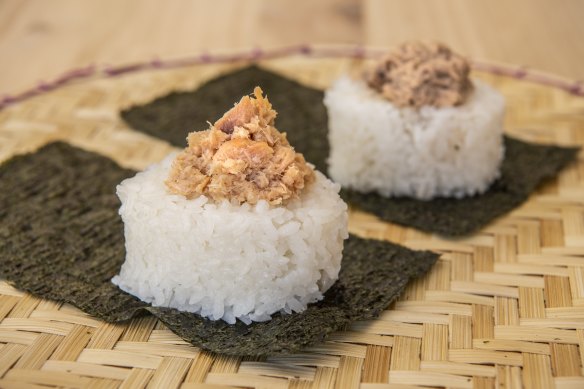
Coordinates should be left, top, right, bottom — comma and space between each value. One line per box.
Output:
1, 0, 583, 95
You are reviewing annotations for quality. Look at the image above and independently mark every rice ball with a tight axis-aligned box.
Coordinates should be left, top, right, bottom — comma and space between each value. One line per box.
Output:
324, 75, 505, 200
112, 155, 348, 324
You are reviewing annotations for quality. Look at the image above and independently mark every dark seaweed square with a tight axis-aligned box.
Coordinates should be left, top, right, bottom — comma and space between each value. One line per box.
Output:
342, 137, 579, 236
0, 142, 438, 355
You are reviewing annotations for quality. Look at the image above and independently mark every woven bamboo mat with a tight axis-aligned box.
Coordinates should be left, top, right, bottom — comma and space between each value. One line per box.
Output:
1, 55, 584, 389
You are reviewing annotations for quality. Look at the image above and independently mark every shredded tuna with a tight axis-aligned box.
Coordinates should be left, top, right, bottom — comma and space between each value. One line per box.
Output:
166, 87, 315, 205
366, 42, 473, 108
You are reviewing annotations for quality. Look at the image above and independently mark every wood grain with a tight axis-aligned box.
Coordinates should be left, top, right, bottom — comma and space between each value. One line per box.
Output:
1, 0, 582, 95
365, 0, 584, 80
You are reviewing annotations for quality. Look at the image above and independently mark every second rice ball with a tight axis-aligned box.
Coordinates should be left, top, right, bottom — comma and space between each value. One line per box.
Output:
324, 42, 505, 200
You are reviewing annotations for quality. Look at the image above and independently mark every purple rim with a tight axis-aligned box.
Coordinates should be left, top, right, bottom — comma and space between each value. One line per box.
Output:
1, 44, 583, 111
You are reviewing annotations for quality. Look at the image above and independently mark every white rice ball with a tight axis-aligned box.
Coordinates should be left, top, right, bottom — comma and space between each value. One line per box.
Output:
324, 76, 505, 200
112, 155, 348, 324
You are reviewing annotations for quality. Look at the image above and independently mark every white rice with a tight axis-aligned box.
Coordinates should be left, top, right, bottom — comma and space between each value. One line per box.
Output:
324, 76, 505, 200
112, 155, 348, 324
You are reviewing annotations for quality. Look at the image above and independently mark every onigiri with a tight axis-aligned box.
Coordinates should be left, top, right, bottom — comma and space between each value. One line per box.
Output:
325, 42, 505, 200
112, 87, 348, 324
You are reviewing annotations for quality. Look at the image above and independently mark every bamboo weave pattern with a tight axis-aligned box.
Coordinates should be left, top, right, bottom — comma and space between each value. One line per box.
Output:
0, 57, 583, 389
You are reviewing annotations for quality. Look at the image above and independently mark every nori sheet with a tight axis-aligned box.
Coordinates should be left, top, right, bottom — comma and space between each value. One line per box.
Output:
121, 66, 330, 174
342, 137, 580, 236
121, 65, 580, 236
0, 142, 439, 356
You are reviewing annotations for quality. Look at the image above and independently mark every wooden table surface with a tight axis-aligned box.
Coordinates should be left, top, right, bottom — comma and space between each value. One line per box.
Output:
1, 0, 583, 95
